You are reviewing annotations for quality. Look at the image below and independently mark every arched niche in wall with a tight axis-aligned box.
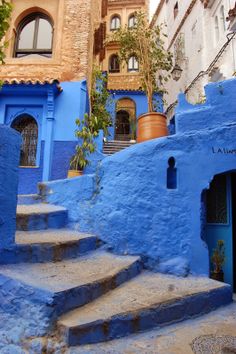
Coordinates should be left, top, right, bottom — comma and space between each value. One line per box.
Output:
11, 114, 38, 167
167, 156, 177, 189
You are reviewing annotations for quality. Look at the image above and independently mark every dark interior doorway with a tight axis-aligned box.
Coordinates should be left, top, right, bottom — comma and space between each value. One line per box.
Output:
205, 172, 236, 292
232, 173, 236, 292
115, 110, 130, 141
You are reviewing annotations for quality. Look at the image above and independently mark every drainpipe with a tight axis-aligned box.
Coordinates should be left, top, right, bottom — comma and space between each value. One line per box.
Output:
228, 0, 236, 72
43, 87, 55, 181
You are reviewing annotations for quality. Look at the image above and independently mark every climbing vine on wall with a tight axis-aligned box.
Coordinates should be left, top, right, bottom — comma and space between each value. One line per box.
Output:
0, 0, 12, 64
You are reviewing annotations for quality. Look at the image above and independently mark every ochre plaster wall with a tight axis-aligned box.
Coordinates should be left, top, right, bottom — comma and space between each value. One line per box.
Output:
103, 0, 146, 90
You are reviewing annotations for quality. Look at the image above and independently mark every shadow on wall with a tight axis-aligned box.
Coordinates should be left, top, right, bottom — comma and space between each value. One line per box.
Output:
0, 125, 20, 248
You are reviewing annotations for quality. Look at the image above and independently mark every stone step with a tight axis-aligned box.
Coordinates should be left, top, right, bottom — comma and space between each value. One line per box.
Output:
0, 229, 98, 264
106, 140, 134, 145
17, 194, 42, 205
0, 251, 141, 321
103, 140, 135, 155
58, 272, 232, 346
16, 203, 68, 231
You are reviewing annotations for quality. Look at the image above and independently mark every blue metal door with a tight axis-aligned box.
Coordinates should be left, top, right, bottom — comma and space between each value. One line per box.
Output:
205, 174, 233, 287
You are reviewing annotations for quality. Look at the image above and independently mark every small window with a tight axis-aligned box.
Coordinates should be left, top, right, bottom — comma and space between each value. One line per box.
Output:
167, 157, 177, 189
109, 54, 120, 73
220, 5, 226, 32
174, 2, 178, 19
11, 115, 38, 167
128, 15, 136, 28
128, 56, 138, 72
110, 15, 121, 30
14, 12, 53, 58
215, 16, 220, 43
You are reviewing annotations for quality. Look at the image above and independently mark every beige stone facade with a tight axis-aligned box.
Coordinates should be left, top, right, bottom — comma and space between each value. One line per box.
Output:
1, 0, 102, 84
102, 0, 147, 90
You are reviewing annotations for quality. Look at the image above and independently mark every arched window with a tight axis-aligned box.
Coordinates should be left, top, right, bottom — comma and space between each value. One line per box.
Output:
128, 56, 139, 71
14, 12, 53, 58
11, 115, 38, 166
220, 5, 226, 32
109, 54, 120, 73
215, 16, 220, 43
110, 15, 121, 30
128, 14, 136, 28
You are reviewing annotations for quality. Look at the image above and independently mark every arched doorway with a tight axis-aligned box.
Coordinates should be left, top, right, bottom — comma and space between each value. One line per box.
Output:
204, 172, 236, 291
11, 114, 38, 166
115, 110, 130, 140
115, 98, 136, 141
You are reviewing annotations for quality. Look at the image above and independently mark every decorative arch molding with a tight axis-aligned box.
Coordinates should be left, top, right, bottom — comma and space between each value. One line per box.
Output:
14, 7, 54, 29
5, 105, 43, 167
5, 107, 41, 126
116, 97, 136, 118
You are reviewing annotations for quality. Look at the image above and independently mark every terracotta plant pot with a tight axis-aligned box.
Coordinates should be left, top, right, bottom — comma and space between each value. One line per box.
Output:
67, 170, 83, 178
137, 112, 168, 143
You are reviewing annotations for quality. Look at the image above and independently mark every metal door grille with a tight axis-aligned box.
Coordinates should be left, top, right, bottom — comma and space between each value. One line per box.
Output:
11, 115, 38, 166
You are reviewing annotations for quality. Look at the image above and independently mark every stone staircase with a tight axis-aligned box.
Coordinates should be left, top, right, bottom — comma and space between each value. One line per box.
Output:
103, 140, 135, 155
0, 200, 232, 349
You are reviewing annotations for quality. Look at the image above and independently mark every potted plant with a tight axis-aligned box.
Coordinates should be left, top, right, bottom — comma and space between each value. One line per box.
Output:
68, 114, 96, 177
211, 239, 225, 282
111, 11, 172, 143
68, 67, 112, 177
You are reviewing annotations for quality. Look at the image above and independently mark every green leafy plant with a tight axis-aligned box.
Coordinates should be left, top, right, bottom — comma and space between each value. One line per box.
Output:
211, 240, 225, 273
70, 67, 112, 171
90, 66, 112, 137
0, 0, 12, 65
70, 114, 96, 171
111, 11, 172, 112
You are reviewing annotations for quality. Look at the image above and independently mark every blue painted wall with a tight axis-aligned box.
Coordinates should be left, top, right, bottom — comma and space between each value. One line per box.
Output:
41, 78, 236, 279
0, 81, 87, 193
0, 125, 20, 248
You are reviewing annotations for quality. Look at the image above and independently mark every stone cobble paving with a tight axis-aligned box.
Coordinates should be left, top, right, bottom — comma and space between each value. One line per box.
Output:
0, 302, 235, 353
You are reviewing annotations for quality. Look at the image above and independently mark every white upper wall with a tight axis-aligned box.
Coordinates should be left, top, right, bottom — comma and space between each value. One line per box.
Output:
151, 0, 236, 114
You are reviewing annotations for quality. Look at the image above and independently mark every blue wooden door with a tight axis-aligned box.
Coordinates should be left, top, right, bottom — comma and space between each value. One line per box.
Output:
205, 174, 233, 287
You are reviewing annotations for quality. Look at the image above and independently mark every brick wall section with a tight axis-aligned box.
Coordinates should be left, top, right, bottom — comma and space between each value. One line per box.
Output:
107, 74, 142, 90
0, 0, 102, 83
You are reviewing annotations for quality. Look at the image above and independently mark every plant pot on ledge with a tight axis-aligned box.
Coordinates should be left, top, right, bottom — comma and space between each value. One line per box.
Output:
67, 169, 83, 178
137, 112, 168, 143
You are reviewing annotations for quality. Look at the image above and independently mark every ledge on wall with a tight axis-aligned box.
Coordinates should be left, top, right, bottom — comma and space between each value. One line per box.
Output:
175, 78, 236, 134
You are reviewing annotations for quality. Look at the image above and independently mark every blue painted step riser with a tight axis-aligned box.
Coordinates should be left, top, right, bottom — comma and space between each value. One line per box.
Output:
0, 238, 98, 264
63, 286, 232, 346
17, 195, 42, 205
16, 211, 68, 231
55, 260, 142, 316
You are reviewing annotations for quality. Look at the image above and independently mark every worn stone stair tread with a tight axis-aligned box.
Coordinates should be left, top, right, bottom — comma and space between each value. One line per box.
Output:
17, 203, 67, 215
58, 272, 231, 345
15, 228, 95, 244
0, 251, 140, 293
